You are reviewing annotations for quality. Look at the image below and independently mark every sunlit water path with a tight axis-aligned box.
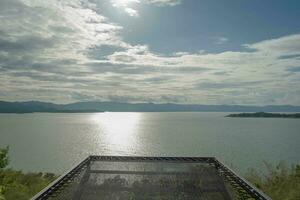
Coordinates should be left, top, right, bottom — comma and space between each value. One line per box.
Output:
0, 112, 299, 174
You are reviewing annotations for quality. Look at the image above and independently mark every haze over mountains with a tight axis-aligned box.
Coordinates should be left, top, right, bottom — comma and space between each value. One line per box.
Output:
1, 101, 300, 113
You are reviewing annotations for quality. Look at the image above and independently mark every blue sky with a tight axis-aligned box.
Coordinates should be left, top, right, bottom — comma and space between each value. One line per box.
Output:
0, 0, 300, 105
106, 0, 300, 53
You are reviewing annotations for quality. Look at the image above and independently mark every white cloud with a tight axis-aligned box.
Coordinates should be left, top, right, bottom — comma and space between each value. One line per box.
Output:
0, 0, 299, 105
109, 0, 182, 17
111, 0, 140, 17
214, 37, 229, 45
244, 34, 300, 56
124, 7, 139, 17
146, 0, 182, 6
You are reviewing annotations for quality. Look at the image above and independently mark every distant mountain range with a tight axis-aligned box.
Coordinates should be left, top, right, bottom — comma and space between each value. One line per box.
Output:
1, 101, 300, 113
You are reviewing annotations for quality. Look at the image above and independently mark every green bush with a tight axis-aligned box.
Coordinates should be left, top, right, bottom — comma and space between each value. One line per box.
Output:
0, 147, 9, 170
0, 147, 56, 200
246, 161, 300, 200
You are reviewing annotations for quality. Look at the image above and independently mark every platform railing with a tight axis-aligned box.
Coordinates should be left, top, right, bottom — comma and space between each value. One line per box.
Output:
31, 156, 272, 200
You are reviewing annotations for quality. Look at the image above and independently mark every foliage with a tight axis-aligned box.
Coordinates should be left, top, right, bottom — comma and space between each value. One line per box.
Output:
0, 170, 56, 200
0, 147, 56, 200
226, 112, 300, 118
0, 147, 9, 170
0, 147, 9, 200
246, 161, 300, 200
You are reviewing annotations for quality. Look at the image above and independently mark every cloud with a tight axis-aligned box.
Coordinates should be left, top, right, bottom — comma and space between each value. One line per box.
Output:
287, 66, 300, 72
243, 34, 300, 56
214, 37, 229, 45
0, 35, 58, 53
0, 0, 300, 105
124, 7, 139, 17
110, 0, 182, 17
195, 81, 270, 94
146, 0, 182, 6
87, 45, 126, 59
87, 61, 210, 74
111, 0, 140, 17
278, 54, 300, 60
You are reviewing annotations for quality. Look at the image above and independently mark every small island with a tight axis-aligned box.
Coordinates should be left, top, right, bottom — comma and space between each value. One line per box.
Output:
226, 112, 300, 118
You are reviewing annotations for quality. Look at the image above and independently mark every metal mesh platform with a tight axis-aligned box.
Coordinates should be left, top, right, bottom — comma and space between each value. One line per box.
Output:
31, 156, 271, 200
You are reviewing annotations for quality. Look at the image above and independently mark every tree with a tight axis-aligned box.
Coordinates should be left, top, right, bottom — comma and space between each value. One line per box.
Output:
0, 146, 9, 200
0, 147, 9, 169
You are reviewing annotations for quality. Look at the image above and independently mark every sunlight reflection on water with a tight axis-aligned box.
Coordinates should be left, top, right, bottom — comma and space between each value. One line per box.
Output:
91, 112, 141, 153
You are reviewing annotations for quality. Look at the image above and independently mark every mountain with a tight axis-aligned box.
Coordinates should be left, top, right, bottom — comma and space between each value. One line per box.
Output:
1, 101, 300, 113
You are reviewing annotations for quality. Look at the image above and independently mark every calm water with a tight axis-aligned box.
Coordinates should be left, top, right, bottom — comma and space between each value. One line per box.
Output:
0, 112, 299, 174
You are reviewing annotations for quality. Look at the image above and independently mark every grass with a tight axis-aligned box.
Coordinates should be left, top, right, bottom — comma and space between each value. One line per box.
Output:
0, 170, 56, 200
246, 161, 300, 200
0, 146, 56, 200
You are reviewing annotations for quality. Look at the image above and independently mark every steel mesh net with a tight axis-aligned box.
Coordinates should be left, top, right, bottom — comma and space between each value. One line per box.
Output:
46, 159, 241, 200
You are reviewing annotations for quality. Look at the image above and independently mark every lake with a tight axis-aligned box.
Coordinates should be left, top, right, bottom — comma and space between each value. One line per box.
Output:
0, 112, 299, 175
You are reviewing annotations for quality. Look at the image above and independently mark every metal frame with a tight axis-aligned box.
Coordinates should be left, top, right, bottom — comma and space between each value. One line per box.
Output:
31, 156, 272, 200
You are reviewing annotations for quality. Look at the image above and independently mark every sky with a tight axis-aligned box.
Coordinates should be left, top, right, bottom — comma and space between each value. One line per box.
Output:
0, 0, 300, 105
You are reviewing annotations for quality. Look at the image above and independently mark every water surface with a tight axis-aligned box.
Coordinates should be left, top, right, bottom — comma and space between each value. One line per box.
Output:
0, 112, 299, 174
